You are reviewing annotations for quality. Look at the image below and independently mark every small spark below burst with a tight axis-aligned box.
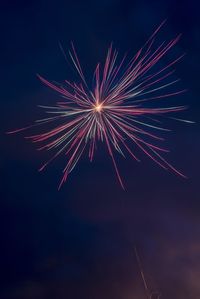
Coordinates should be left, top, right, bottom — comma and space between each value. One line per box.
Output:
8, 22, 193, 189
134, 247, 161, 299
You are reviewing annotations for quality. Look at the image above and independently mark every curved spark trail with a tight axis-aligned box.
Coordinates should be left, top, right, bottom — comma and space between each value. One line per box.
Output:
8, 23, 192, 189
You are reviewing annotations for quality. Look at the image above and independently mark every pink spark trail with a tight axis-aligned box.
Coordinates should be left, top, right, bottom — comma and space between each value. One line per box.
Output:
8, 23, 192, 189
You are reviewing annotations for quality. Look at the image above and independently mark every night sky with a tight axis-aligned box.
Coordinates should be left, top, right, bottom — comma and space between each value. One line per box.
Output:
1, 0, 200, 298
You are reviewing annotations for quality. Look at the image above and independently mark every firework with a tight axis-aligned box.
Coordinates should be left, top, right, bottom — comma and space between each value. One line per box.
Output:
8, 22, 191, 189
134, 247, 161, 299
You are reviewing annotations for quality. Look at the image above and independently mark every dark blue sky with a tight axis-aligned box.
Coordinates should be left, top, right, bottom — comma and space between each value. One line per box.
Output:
1, 0, 200, 298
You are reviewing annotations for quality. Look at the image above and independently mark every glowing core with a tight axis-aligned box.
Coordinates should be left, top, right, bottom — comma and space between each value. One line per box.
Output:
94, 103, 103, 112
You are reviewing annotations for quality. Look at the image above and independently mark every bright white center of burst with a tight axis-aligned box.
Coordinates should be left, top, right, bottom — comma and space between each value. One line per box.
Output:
94, 103, 103, 112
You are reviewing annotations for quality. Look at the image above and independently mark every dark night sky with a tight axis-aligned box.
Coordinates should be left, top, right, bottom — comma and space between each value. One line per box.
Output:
1, 0, 200, 298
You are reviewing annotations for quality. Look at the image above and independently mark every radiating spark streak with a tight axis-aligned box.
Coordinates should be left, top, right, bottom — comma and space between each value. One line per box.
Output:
169, 117, 195, 123
8, 23, 191, 188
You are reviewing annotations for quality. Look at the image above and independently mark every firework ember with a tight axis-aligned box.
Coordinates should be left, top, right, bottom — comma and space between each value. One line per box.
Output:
8, 22, 191, 189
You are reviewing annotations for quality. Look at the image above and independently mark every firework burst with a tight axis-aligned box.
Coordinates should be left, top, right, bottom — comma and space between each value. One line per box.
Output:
8, 22, 192, 189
